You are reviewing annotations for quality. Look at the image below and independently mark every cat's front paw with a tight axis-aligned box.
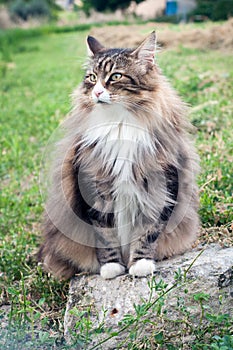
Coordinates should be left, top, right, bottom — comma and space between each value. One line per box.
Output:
100, 263, 125, 279
129, 259, 156, 277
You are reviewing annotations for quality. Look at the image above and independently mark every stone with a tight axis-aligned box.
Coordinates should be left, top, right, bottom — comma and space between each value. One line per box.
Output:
64, 244, 233, 349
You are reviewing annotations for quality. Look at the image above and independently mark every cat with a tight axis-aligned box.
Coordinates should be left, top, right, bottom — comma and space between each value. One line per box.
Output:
38, 31, 199, 280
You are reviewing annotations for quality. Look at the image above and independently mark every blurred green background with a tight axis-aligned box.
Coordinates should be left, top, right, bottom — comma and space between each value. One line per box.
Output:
0, 0, 232, 349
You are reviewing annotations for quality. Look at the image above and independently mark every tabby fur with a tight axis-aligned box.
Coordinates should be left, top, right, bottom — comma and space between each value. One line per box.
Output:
38, 32, 199, 279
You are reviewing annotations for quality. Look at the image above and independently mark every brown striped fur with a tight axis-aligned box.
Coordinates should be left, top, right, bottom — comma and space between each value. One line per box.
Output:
38, 32, 199, 279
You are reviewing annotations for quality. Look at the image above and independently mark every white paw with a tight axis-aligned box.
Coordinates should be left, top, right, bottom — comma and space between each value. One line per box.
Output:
100, 263, 125, 279
129, 259, 156, 277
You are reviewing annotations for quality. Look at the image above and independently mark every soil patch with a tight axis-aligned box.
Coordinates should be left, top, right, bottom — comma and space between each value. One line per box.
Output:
90, 19, 233, 51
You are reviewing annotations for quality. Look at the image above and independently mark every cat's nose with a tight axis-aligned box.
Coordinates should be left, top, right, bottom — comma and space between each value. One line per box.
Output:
94, 90, 103, 98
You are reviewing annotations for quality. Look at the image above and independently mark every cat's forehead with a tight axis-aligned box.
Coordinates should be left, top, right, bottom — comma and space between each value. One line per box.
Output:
90, 48, 133, 72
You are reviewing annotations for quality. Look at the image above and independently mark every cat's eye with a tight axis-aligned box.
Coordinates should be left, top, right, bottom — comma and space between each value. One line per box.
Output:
88, 73, 97, 83
110, 73, 122, 82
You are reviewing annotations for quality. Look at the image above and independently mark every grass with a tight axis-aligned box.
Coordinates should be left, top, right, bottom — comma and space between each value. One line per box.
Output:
159, 46, 233, 227
0, 22, 232, 349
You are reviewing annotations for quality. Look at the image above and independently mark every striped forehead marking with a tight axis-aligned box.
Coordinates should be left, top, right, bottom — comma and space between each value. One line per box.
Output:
97, 56, 113, 72
95, 52, 122, 72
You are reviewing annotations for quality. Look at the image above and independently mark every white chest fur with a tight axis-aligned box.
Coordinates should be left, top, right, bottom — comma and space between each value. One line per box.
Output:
82, 104, 154, 244
82, 104, 154, 174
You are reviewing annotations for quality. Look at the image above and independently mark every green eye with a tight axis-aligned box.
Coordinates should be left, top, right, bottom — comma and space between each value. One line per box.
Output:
89, 73, 97, 83
110, 73, 122, 81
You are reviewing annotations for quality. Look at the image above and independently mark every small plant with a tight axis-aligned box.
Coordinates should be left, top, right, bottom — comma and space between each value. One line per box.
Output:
10, 0, 29, 21
210, 335, 233, 349
190, 0, 233, 21
67, 269, 233, 349
9, 0, 51, 21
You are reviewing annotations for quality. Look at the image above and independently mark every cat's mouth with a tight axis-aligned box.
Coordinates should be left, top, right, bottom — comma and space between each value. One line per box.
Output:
95, 99, 111, 105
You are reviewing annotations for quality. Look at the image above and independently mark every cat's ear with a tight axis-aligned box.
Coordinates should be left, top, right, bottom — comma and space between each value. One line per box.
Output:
87, 36, 105, 56
131, 31, 156, 66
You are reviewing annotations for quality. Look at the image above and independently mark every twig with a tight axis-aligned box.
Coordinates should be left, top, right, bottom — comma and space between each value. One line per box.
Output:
199, 176, 216, 192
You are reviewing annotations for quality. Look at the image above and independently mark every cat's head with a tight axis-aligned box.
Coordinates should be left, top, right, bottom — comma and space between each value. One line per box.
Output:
81, 32, 158, 108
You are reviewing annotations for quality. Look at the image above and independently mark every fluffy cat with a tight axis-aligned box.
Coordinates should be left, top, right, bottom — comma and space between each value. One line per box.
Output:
38, 32, 199, 280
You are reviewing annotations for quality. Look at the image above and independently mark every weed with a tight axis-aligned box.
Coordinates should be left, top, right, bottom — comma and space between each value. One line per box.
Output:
66, 270, 232, 349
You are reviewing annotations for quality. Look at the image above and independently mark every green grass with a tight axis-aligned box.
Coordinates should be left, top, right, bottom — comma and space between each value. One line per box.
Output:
158, 46, 233, 227
0, 23, 232, 349
1, 30, 87, 349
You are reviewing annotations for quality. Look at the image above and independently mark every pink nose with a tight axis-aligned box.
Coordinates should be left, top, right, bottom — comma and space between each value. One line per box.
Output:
94, 90, 103, 98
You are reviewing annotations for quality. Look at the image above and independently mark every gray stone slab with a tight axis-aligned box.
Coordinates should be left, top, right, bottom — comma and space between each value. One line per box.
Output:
64, 244, 233, 349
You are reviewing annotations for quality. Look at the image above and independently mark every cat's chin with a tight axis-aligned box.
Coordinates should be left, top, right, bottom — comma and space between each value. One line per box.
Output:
96, 101, 109, 104
92, 96, 111, 105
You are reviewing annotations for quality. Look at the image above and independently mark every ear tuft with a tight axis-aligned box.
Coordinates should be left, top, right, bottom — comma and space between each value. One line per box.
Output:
87, 36, 105, 56
131, 31, 156, 66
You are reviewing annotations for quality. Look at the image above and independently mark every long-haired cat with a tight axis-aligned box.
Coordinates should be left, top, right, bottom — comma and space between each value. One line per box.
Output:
38, 32, 199, 280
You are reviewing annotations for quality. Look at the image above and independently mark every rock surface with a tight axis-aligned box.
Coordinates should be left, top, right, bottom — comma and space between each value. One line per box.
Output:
64, 244, 233, 349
